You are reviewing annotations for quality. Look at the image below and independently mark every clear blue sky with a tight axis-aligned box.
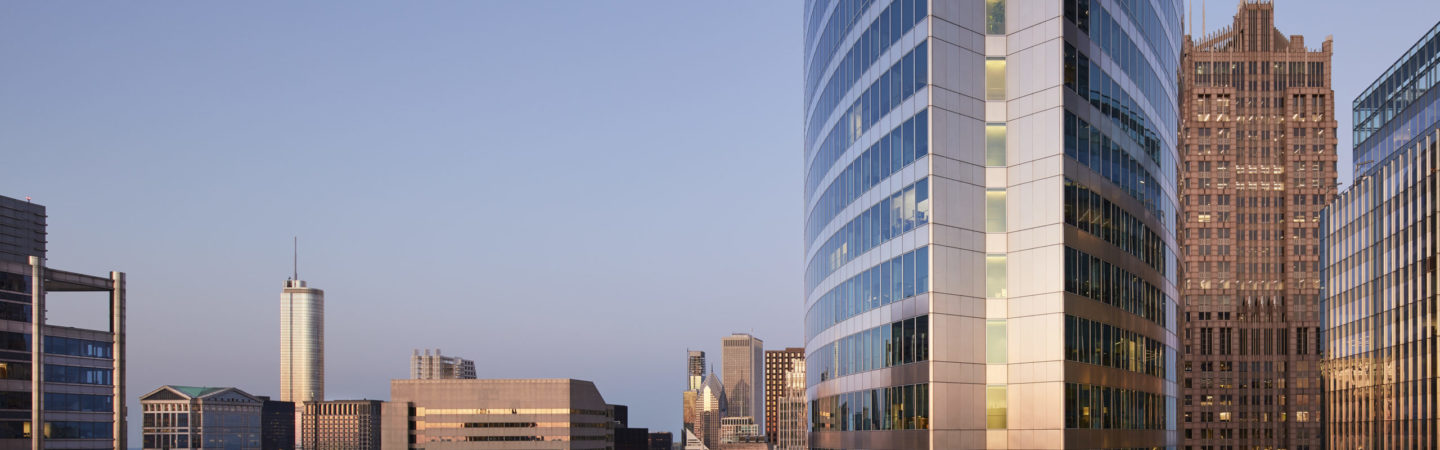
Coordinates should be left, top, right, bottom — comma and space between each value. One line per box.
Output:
0, 0, 1434, 442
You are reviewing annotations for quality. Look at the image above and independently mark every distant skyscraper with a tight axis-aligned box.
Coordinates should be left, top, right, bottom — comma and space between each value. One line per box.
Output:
694, 373, 727, 450
801, 1, 1182, 448
687, 350, 705, 390
141, 386, 262, 450
1179, 3, 1335, 449
300, 400, 381, 450
411, 348, 476, 379
1322, 19, 1440, 450
775, 360, 807, 450
720, 333, 762, 432
762, 347, 802, 443
280, 277, 324, 404
648, 431, 673, 450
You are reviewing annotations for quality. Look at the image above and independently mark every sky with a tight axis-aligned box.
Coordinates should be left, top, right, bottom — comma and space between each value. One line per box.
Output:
0, 0, 1435, 443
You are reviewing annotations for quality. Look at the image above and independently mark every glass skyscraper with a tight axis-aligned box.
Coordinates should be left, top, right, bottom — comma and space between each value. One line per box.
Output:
801, 0, 1182, 447
280, 277, 324, 449
1321, 20, 1440, 450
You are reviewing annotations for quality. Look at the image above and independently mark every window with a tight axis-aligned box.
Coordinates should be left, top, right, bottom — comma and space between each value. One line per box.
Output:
986, 254, 1008, 298
986, 189, 1007, 232
986, 58, 1006, 100
986, 123, 1007, 166
986, 386, 1007, 428
986, 320, 1008, 364
985, 0, 1005, 34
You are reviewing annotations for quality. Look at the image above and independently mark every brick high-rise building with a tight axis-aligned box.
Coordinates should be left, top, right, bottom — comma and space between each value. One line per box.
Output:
762, 347, 802, 443
1179, 2, 1336, 449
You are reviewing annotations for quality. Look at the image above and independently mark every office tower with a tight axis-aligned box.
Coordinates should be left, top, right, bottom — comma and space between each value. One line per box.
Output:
775, 360, 807, 450
1179, 3, 1335, 448
382, 379, 614, 449
720, 333, 762, 431
1322, 20, 1440, 450
299, 400, 381, 450
762, 347, 803, 443
0, 195, 44, 264
0, 194, 126, 449
801, 0, 1182, 447
258, 396, 296, 450
411, 348, 477, 379
648, 431, 673, 450
280, 270, 323, 449
693, 373, 726, 450
687, 350, 705, 390
615, 427, 649, 450
141, 386, 261, 450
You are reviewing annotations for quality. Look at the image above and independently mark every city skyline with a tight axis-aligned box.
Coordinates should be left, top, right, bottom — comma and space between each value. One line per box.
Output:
2, 1, 1438, 445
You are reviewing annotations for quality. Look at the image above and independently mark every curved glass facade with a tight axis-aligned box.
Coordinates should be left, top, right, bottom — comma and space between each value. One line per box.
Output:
802, 1, 1180, 448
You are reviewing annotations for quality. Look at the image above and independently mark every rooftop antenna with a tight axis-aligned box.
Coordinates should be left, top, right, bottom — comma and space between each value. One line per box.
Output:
293, 236, 299, 281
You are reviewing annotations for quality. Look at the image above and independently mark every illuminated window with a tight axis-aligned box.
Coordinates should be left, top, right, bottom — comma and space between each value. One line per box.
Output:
986, 386, 1007, 429
986, 58, 1006, 100
986, 124, 1007, 166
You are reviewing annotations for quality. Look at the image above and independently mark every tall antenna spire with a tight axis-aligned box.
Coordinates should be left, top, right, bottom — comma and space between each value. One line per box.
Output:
293, 236, 299, 280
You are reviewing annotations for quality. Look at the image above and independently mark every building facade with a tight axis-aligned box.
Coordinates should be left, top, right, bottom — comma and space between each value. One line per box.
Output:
411, 348, 476, 380
299, 400, 380, 450
801, 0, 1182, 448
762, 347, 803, 443
1322, 20, 1440, 450
280, 276, 322, 449
0, 195, 126, 450
1178, 2, 1335, 449
719, 333, 762, 433
775, 360, 807, 450
693, 373, 726, 450
258, 397, 295, 450
687, 350, 705, 391
382, 379, 613, 449
648, 431, 672, 450
141, 386, 261, 450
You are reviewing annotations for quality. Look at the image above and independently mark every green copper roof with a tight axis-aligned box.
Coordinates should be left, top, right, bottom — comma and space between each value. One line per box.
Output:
168, 386, 226, 397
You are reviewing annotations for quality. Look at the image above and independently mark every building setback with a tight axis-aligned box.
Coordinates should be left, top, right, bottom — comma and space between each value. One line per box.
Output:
762, 347, 803, 443
382, 378, 613, 449
141, 386, 260, 450
299, 399, 380, 450
1322, 20, 1440, 450
801, 0, 1182, 447
720, 333, 763, 433
411, 348, 476, 379
1178, 2, 1335, 448
0, 194, 126, 449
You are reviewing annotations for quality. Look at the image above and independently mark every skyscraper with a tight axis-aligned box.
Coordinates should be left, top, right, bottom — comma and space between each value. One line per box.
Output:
411, 348, 477, 379
1178, 3, 1335, 449
1322, 19, 1440, 450
801, 0, 1182, 447
682, 350, 705, 438
694, 373, 727, 450
762, 347, 803, 443
687, 350, 706, 390
775, 360, 807, 450
721, 333, 763, 431
280, 273, 323, 449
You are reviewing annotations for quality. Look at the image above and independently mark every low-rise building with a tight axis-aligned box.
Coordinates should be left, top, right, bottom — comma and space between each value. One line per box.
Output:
382, 378, 613, 449
300, 399, 381, 450
140, 385, 261, 450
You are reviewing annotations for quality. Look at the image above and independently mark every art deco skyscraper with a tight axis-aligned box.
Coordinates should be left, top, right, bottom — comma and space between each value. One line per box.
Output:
280, 277, 324, 409
1322, 20, 1440, 450
802, 0, 1182, 447
721, 333, 763, 431
1179, 3, 1335, 449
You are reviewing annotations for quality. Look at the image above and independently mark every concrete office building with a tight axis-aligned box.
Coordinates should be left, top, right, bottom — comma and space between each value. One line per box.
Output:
299, 400, 380, 450
775, 360, 807, 450
0, 195, 127, 449
1321, 20, 1440, 450
140, 386, 261, 450
719, 334, 762, 434
257, 396, 295, 450
762, 347, 803, 443
411, 348, 476, 380
801, 0, 1182, 447
1178, 2, 1336, 449
382, 378, 613, 449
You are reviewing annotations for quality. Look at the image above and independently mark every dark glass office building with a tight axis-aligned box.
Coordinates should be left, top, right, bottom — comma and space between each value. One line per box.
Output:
801, 0, 1181, 447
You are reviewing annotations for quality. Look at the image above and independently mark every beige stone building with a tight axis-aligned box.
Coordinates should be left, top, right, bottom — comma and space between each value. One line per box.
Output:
301, 400, 381, 450
381, 378, 612, 449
